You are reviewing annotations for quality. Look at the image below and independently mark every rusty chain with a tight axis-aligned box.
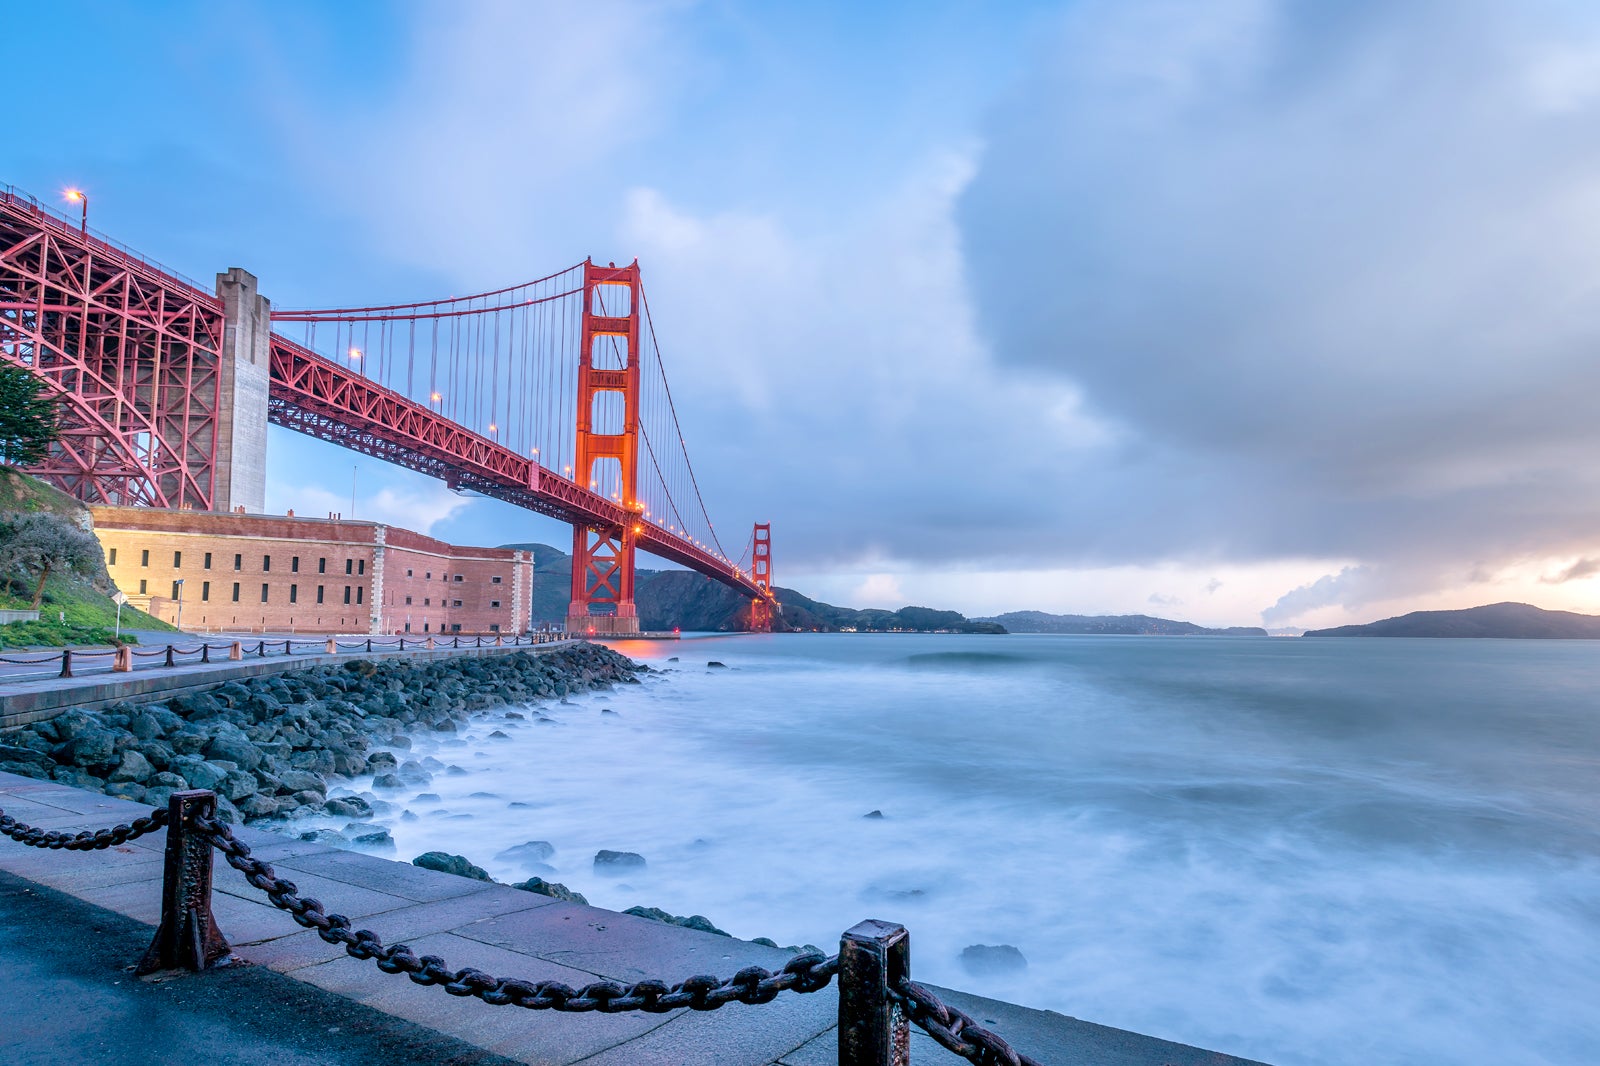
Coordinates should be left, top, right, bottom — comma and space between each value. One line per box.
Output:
196, 814, 841, 1012
0, 804, 169, 850
894, 978, 1045, 1066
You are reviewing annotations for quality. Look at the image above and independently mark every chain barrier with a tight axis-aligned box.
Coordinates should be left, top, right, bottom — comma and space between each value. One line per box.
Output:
194, 813, 840, 1012
0, 654, 66, 665
894, 978, 1044, 1066
0, 804, 169, 850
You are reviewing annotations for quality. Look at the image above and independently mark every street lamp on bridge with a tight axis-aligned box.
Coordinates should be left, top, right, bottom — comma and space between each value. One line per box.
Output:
64, 188, 88, 234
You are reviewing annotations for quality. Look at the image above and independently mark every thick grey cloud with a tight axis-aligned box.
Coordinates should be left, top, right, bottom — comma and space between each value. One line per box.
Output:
959, 0, 1600, 584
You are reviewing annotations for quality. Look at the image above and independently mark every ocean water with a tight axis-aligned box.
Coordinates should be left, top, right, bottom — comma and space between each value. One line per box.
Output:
317, 634, 1600, 1066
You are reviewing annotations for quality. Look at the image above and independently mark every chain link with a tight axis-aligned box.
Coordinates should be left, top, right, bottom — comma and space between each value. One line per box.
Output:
0, 804, 169, 850
895, 978, 1045, 1066
196, 815, 840, 1012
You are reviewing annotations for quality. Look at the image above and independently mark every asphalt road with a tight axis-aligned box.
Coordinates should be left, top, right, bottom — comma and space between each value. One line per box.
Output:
0, 868, 518, 1066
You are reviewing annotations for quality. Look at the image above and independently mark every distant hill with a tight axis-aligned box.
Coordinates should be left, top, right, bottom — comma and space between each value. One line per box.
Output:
499, 543, 1004, 633
1304, 602, 1600, 638
974, 610, 1267, 636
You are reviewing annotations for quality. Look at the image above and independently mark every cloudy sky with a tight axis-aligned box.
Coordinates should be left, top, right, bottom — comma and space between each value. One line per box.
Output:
14, 0, 1600, 629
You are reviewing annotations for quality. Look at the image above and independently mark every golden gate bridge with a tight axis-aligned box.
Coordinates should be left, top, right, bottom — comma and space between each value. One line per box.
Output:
0, 184, 775, 634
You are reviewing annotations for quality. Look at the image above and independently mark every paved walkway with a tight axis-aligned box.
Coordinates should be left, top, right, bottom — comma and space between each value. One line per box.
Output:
0, 772, 1268, 1065
0, 636, 576, 727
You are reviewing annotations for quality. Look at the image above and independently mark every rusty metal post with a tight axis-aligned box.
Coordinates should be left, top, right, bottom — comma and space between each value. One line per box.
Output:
256, 640, 266, 658
164, 644, 175, 667
58, 649, 72, 678
201, 643, 210, 663
136, 790, 231, 974
365, 638, 372, 652
838, 920, 910, 1066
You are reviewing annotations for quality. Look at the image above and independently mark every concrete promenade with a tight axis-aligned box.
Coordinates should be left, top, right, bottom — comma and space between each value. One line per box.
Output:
0, 633, 576, 728
0, 772, 1268, 1065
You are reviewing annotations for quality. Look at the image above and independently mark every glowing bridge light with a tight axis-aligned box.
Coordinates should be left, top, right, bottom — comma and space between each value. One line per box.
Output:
349, 347, 362, 359
430, 392, 442, 402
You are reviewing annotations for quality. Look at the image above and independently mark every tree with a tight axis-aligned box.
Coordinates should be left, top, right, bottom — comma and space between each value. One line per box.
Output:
0, 512, 104, 608
0, 364, 60, 467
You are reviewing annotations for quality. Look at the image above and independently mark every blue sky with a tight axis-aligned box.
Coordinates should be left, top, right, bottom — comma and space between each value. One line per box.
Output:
15, 1, 1600, 628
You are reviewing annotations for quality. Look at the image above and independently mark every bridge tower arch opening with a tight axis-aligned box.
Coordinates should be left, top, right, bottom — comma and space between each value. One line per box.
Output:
567, 260, 642, 636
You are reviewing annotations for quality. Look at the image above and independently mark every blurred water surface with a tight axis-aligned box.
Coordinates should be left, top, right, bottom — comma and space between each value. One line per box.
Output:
354, 634, 1600, 1066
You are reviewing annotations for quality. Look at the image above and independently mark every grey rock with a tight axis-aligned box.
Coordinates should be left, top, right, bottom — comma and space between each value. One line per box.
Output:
203, 735, 262, 771
149, 771, 188, 790
323, 796, 372, 819
345, 825, 393, 848
411, 852, 490, 881
299, 829, 348, 846
594, 850, 646, 875
218, 770, 259, 801
276, 770, 326, 796
511, 877, 588, 905
494, 840, 555, 866
959, 944, 1028, 976
103, 781, 147, 802
108, 750, 155, 784
371, 773, 404, 790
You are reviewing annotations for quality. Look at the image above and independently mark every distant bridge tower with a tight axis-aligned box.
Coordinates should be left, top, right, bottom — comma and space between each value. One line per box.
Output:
566, 260, 642, 635
750, 522, 773, 632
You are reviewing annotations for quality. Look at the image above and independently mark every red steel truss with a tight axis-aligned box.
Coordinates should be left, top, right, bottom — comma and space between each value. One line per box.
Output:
0, 190, 222, 509
268, 335, 764, 600
0, 185, 771, 609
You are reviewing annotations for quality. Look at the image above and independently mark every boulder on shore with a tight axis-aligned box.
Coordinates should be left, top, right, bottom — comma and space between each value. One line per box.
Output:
594, 849, 646, 875
959, 944, 1027, 976
412, 852, 491, 881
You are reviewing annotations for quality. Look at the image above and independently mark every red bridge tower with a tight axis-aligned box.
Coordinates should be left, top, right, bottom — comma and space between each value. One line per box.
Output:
566, 260, 642, 635
750, 522, 773, 632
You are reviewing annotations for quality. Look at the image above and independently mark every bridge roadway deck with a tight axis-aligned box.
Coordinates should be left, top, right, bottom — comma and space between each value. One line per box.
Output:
0, 772, 1269, 1065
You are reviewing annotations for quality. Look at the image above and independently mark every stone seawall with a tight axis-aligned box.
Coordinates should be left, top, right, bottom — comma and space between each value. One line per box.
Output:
0, 642, 643, 829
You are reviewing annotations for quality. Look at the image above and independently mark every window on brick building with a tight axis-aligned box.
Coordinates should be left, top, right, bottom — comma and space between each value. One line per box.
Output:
291, 556, 300, 573
423, 622, 429, 632
454, 575, 463, 582
358, 560, 366, 575
424, 598, 430, 606
232, 582, 241, 602
405, 596, 412, 605
108, 548, 117, 565
138, 579, 147, 594
140, 549, 149, 567
261, 584, 269, 603
201, 581, 210, 602
171, 580, 181, 599
489, 624, 500, 633
345, 559, 353, 575
492, 576, 502, 584
234, 554, 242, 571
490, 600, 501, 608
406, 569, 413, 577
263, 555, 271, 572
357, 587, 364, 604
173, 551, 181, 567
318, 557, 327, 574
317, 586, 325, 604
203, 552, 212, 569
426, 571, 432, 579
452, 599, 462, 607
289, 584, 298, 604
450, 623, 461, 633
404, 622, 411, 632
343, 587, 351, 604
